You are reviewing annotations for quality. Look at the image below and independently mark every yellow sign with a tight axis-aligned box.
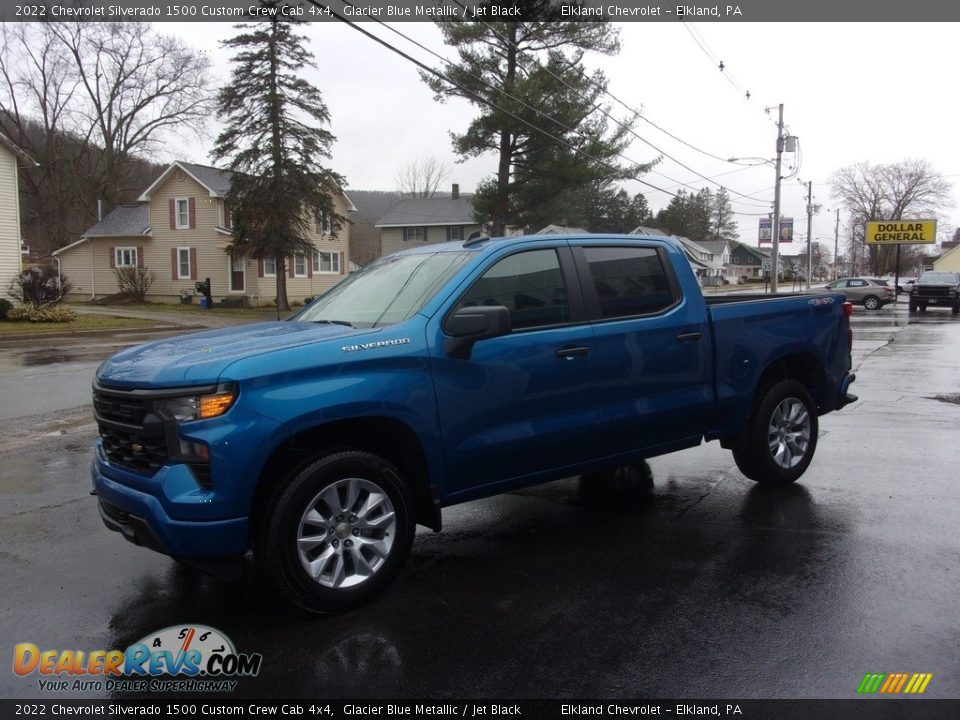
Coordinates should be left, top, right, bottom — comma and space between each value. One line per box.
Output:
865, 220, 936, 245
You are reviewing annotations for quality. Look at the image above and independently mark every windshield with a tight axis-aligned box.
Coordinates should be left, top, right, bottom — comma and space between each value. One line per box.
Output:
919, 272, 960, 284
295, 251, 472, 328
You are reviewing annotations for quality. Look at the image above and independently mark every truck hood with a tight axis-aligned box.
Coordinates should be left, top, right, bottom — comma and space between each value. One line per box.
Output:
96, 321, 366, 388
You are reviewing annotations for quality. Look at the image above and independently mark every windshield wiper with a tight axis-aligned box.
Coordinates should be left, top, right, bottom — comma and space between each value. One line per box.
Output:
310, 319, 353, 327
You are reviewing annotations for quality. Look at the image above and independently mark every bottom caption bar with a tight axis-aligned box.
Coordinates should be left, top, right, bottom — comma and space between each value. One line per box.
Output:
3, 700, 958, 719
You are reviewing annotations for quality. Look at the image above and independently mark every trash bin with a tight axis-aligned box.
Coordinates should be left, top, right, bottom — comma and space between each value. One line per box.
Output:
199, 297, 209, 309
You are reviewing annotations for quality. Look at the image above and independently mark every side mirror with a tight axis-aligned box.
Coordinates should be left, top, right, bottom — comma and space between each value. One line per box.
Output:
444, 305, 511, 359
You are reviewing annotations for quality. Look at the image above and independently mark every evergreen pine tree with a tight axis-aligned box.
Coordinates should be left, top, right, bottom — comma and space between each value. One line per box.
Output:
422, 3, 649, 235
212, 8, 344, 311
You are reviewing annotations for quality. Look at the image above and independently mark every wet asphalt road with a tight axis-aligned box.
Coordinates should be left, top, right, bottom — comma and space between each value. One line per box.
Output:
1, 303, 959, 701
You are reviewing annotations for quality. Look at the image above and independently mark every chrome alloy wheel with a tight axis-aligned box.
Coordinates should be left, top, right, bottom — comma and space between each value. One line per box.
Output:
296, 477, 397, 589
767, 397, 812, 469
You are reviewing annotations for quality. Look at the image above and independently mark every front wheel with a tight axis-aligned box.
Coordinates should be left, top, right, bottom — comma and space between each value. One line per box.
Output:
257, 451, 415, 613
863, 295, 880, 310
732, 380, 818, 486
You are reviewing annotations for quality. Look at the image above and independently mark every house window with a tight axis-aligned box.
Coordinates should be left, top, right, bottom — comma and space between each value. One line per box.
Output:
315, 211, 333, 236
448, 226, 462, 241
175, 198, 190, 229
263, 257, 276, 277
404, 227, 427, 242
177, 247, 191, 279
115, 247, 137, 268
294, 254, 308, 277
312, 250, 339, 274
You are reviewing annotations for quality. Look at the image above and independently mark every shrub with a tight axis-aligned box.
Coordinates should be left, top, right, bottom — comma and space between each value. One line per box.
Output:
5, 305, 31, 321
114, 267, 155, 302
7, 265, 72, 308
0, 298, 11, 320
4, 305, 77, 323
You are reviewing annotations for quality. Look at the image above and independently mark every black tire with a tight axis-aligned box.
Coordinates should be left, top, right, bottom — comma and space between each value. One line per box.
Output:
732, 379, 818, 487
863, 295, 880, 310
257, 451, 415, 613
952, 302, 959, 315
908, 300, 917, 314
920, 303, 928, 313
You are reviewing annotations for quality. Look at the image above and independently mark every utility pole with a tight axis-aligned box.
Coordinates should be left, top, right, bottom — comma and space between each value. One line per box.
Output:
805, 181, 813, 290
771, 104, 784, 294
833, 209, 840, 280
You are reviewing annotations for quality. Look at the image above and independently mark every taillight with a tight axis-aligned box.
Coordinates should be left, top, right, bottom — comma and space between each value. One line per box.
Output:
843, 301, 853, 351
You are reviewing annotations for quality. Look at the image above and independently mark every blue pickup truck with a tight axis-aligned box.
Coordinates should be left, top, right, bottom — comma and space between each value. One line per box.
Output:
91, 234, 856, 611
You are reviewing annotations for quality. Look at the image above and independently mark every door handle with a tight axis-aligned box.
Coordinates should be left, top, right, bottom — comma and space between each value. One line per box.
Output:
675, 331, 703, 343
556, 346, 591, 359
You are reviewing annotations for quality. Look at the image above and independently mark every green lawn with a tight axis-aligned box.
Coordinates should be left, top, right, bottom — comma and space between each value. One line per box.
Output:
70, 301, 289, 319
0, 313, 166, 336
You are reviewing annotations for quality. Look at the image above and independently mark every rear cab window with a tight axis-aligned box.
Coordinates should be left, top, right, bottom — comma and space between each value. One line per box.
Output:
577, 245, 680, 320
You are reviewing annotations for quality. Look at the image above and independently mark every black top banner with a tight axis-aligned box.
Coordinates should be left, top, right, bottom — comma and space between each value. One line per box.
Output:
3, 0, 960, 23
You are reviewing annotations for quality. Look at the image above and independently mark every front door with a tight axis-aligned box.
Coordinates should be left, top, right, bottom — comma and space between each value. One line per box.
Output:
429, 246, 598, 498
229, 253, 245, 292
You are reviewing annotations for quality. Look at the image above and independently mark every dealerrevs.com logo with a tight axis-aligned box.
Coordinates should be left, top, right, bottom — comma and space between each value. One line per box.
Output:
13, 625, 262, 693
857, 672, 934, 695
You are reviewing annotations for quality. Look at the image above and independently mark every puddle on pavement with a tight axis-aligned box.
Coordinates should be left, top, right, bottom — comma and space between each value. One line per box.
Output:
19, 349, 101, 366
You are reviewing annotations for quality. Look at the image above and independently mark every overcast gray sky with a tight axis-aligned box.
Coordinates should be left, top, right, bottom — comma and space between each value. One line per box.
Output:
163, 20, 960, 249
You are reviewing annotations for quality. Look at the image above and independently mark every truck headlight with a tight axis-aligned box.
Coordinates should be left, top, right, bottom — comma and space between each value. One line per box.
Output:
154, 384, 237, 422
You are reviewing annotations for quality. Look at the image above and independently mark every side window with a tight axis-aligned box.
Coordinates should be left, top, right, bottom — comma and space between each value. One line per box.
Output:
457, 249, 570, 330
582, 246, 676, 319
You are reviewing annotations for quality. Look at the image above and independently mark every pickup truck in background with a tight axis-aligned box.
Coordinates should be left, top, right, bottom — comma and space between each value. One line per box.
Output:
907, 271, 960, 313
91, 234, 857, 612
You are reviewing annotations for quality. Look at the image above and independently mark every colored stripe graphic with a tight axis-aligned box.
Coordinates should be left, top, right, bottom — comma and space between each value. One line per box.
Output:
857, 673, 885, 694
905, 673, 933, 694
857, 672, 933, 694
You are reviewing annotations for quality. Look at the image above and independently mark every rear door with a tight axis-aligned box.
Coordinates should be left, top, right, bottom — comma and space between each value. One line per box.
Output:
428, 244, 599, 497
572, 242, 713, 459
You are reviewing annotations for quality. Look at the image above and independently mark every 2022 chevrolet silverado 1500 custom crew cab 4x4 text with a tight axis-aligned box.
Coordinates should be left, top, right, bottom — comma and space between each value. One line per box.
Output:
91, 234, 857, 611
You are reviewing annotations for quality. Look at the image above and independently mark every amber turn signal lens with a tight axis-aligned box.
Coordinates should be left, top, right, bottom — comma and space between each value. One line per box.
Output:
198, 391, 236, 419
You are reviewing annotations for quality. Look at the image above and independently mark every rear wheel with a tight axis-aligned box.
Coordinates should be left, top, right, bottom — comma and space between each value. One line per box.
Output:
257, 451, 415, 613
732, 380, 818, 486
908, 300, 917, 313
863, 295, 880, 310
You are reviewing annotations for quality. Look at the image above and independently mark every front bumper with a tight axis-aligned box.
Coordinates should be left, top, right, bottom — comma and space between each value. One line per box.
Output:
92, 451, 248, 559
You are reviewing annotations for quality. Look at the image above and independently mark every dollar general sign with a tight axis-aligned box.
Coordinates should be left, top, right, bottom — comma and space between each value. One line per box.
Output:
865, 220, 936, 245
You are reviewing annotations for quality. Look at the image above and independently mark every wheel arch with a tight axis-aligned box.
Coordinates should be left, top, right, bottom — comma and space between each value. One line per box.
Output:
721, 352, 827, 450
755, 353, 828, 409
250, 416, 441, 542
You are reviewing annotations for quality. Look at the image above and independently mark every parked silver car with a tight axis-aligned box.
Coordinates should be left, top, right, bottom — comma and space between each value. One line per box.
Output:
818, 278, 895, 310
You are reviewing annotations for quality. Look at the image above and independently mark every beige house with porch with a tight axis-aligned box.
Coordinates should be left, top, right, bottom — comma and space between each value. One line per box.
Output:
55, 161, 355, 306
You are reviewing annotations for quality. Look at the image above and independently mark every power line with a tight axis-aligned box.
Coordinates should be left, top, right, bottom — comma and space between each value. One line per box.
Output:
439, 5, 773, 207
315, 3, 683, 199
349, 10, 714, 196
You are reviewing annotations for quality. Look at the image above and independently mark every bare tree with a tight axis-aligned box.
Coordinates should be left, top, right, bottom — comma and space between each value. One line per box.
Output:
0, 22, 216, 250
0, 24, 81, 248
51, 22, 216, 209
831, 160, 953, 275
395, 156, 453, 199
